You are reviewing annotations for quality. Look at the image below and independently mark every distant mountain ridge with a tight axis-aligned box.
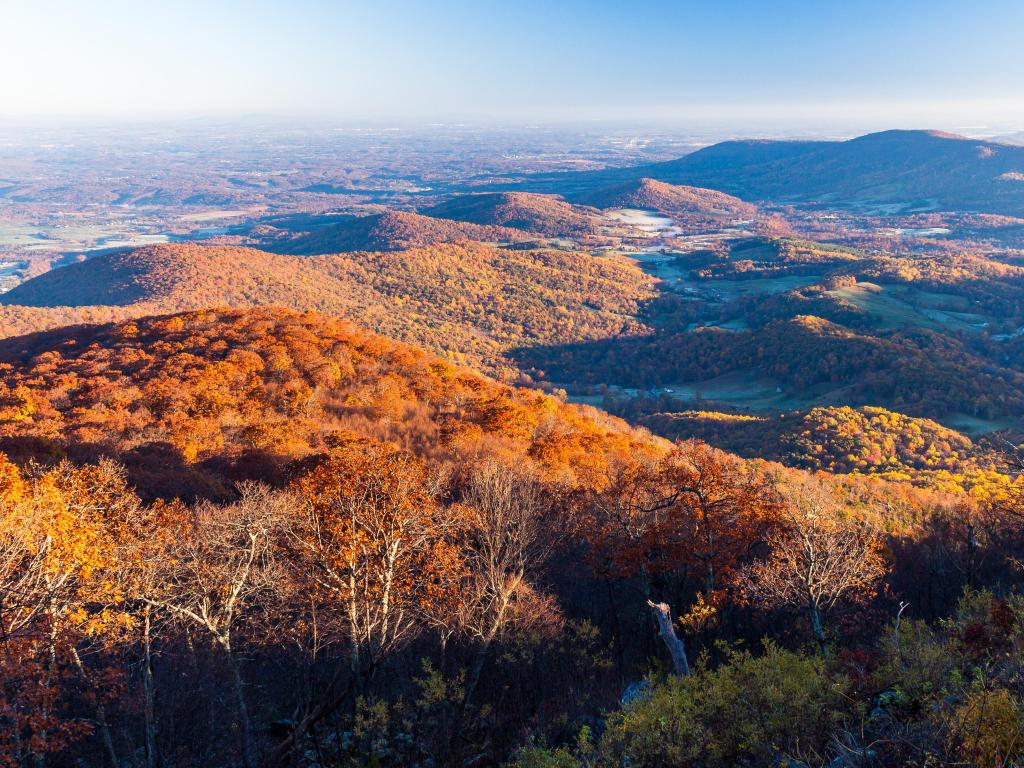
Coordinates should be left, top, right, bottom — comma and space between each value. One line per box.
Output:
627, 129, 1024, 214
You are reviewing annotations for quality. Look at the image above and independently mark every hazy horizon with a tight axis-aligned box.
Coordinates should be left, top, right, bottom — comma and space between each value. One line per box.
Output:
4, 0, 1024, 133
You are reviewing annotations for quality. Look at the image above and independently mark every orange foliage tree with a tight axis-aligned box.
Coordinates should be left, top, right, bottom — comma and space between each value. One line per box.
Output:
0, 458, 139, 766
667, 440, 782, 599
290, 439, 464, 685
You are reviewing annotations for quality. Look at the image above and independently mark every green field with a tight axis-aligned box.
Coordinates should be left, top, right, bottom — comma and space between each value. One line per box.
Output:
0, 221, 170, 253
567, 372, 806, 414
942, 412, 1018, 435
697, 274, 823, 299
828, 282, 991, 333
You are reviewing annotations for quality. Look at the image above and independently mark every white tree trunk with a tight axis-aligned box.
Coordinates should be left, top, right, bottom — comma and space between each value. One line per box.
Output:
647, 601, 690, 676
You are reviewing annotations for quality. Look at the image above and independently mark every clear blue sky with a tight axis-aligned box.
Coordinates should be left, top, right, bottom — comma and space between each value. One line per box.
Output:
3, 0, 1023, 129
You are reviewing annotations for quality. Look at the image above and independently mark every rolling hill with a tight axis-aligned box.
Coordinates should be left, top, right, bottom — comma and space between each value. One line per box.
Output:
633, 130, 1024, 215
0, 243, 349, 310
639, 405, 988, 477
270, 209, 534, 254
422, 191, 604, 237
573, 177, 756, 218
0, 241, 654, 374
516, 312, 1024, 425
0, 306, 662, 497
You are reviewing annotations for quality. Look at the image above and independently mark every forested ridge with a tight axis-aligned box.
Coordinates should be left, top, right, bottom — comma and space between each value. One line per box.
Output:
423, 192, 605, 237
14, 233, 1024, 428
523, 315, 1024, 420
268, 210, 534, 255
574, 177, 757, 219
638, 405, 991, 478
632, 130, 1024, 215
0, 242, 654, 375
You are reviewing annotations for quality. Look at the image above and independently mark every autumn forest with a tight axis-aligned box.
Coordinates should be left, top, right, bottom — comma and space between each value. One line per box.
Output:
5, 119, 1024, 768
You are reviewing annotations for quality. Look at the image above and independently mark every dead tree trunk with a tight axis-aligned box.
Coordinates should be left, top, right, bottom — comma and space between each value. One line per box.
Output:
647, 601, 690, 676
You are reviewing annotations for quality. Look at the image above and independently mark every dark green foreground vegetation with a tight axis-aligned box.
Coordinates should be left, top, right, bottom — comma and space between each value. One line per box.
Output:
514, 591, 1024, 768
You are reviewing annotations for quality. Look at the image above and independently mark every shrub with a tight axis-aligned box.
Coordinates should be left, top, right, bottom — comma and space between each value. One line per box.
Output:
950, 686, 1024, 768
598, 643, 850, 767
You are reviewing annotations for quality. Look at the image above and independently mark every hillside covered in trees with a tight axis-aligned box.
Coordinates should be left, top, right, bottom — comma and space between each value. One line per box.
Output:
423, 191, 605, 237
0, 242, 655, 374
0, 306, 1023, 768
574, 177, 757, 218
638, 405, 990, 478
9, 116, 1024, 768
0, 307, 659, 497
11, 228, 1024, 437
516, 233, 1024, 431
267, 210, 534, 255
1, 244, 341, 309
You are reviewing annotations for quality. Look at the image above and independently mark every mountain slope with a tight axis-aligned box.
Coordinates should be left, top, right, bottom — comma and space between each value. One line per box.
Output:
0, 306, 661, 497
516, 313, 1024, 423
636, 130, 1024, 214
573, 177, 756, 218
272, 209, 533, 254
640, 405, 986, 476
307, 241, 653, 366
0, 241, 654, 373
0, 243, 349, 310
423, 192, 604, 237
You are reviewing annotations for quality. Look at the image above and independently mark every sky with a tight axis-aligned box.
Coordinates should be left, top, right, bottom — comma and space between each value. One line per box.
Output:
2, 0, 1024, 131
